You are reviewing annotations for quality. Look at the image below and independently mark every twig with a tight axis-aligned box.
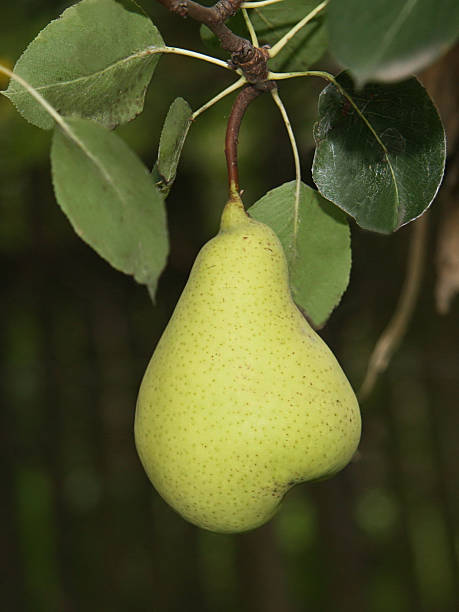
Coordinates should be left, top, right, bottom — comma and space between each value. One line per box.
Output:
358, 214, 429, 401
155, 0, 242, 24
157, 0, 276, 192
155, 0, 270, 83
155, 0, 248, 56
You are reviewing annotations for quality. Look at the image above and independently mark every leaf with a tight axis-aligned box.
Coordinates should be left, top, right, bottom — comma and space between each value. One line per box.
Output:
248, 181, 351, 327
251, 0, 328, 72
201, 0, 327, 71
312, 73, 446, 233
152, 97, 192, 196
4, 0, 163, 130
328, 0, 459, 84
51, 117, 168, 294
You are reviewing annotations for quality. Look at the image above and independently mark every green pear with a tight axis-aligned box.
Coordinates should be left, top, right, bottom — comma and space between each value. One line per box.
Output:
135, 193, 361, 533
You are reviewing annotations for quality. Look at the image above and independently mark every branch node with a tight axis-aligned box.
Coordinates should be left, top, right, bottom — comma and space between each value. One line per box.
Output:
214, 0, 242, 21
157, 0, 270, 85
171, 0, 189, 17
231, 45, 270, 82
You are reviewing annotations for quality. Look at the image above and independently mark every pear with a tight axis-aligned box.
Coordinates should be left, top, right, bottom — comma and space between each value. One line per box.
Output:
135, 193, 361, 533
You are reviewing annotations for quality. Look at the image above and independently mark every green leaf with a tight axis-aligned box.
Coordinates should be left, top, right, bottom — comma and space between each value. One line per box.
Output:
251, 0, 328, 72
248, 181, 351, 327
4, 0, 163, 130
51, 117, 168, 293
152, 98, 192, 196
312, 73, 446, 233
328, 0, 459, 84
201, 1, 327, 71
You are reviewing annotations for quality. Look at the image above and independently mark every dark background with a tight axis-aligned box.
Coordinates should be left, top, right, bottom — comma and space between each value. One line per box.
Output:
1, 2, 458, 611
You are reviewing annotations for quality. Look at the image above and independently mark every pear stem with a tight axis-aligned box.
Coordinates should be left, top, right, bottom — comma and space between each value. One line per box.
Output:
225, 84, 273, 194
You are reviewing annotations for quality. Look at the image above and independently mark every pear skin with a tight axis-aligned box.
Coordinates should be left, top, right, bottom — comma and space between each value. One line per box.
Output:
135, 193, 361, 533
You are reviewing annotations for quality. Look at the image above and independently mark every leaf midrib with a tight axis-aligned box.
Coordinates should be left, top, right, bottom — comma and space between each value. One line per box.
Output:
331, 78, 401, 229
363, 0, 419, 75
8, 46, 158, 97
60, 121, 130, 214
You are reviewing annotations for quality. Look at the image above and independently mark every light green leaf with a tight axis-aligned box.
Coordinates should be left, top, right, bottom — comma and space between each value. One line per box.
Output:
51, 117, 168, 293
248, 181, 351, 327
152, 97, 193, 196
4, 0, 163, 130
328, 0, 459, 84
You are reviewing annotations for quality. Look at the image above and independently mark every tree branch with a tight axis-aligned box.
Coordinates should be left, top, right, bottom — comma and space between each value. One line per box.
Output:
156, 0, 242, 23
358, 213, 429, 401
157, 0, 275, 191
155, 0, 270, 83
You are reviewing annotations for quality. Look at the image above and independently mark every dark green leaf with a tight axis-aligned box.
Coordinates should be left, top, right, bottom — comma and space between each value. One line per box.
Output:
4, 0, 163, 130
201, 1, 327, 71
248, 181, 351, 327
328, 0, 459, 84
312, 73, 446, 233
251, 0, 328, 72
51, 117, 168, 293
152, 98, 192, 196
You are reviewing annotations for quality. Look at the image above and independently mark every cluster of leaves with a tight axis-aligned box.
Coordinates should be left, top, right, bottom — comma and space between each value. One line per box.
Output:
1, 0, 456, 326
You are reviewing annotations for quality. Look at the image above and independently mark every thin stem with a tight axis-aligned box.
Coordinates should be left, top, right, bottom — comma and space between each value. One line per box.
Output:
192, 76, 246, 119
269, 0, 328, 58
271, 88, 301, 238
0, 64, 70, 135
359, 214, 429, 401
269, 69, 391, 158
225, 85, 263, 193
242, 0, 284, 6
242, 8, 259, 47
0, 64, 120, 190
268, 70, 332, 80
149, 46, 231, 70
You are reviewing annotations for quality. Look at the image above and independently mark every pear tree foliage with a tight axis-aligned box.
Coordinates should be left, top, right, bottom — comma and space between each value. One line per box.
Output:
0, 0, 451, 326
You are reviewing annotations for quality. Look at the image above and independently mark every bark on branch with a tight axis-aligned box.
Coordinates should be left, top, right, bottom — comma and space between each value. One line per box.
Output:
155, 0, 270, 83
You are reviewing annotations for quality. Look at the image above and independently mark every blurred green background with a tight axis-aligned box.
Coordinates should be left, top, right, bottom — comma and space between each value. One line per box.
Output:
1, 2, 458, 611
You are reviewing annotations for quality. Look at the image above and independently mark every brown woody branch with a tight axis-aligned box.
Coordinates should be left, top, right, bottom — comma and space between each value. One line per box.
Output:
156, 0, 242, 23
155, 0, 271, 83
358, 213, 429, 401
157, 0, 275, 194
225, 82, 275, 192
225, 85, 261, 192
